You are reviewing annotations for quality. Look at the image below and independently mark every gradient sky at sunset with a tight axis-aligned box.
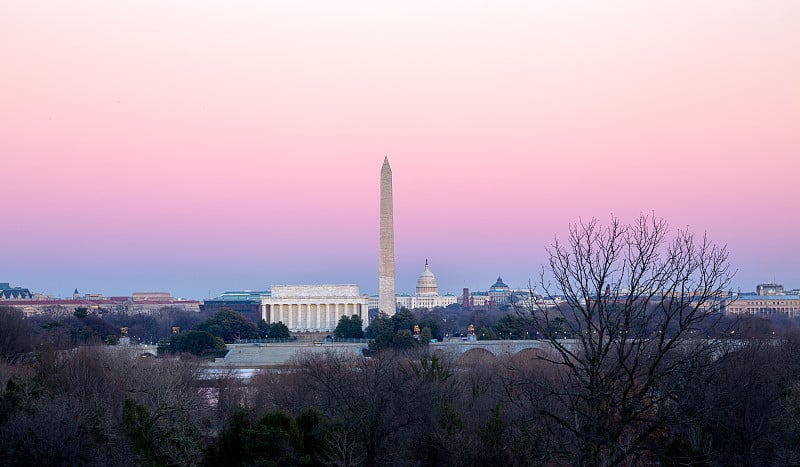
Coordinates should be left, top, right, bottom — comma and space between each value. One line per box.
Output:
2, 1, 798, 299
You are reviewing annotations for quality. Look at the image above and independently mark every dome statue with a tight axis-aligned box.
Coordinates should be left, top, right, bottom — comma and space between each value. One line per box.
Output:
415, 259, 439, 296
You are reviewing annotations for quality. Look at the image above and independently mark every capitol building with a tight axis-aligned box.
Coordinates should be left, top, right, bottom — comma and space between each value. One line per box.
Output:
392, 260, 458, 310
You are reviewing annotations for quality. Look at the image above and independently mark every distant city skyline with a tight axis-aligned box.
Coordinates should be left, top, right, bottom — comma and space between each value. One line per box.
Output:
2, 2, 798, 299
4, 257, 798, 302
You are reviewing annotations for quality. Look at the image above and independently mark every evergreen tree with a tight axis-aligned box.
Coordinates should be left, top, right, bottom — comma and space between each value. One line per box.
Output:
334, 314, 364, 339
477, 326, 497, 340
267, 321, 291, 339
258, 319, 269, 338
195, 308, 258, 343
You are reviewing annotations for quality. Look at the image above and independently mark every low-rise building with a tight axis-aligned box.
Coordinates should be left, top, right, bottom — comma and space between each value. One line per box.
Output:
726, 294, 800, 317
489, 277, 512, 305
1, 290, 200, 317
460, 276, 518, 310
0, 282, 32, 300
201, 290, 270, 324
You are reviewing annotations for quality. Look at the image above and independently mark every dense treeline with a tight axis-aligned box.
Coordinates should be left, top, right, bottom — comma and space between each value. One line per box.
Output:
0, 304, 293, 359
0, 305, 216, 350
0, 347, 208, 466
8, 301, 800, 465
3, 315, 800, 465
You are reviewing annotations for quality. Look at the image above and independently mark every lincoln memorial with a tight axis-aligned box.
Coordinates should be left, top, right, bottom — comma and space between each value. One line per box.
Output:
260, 285, 369, 333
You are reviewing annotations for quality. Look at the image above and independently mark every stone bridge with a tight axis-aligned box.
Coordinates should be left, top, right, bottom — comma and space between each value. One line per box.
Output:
110, 339, 729, 370
104, 344, 159, 358
219, 340, 576, 367
431, 339, 573, 358
221, 342, 369, 367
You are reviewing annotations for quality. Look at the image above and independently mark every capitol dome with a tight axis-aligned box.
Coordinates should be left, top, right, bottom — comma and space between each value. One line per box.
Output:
416, 260, 439, 296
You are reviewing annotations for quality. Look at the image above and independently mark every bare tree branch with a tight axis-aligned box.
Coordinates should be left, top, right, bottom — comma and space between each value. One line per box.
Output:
519, 213, 733, 465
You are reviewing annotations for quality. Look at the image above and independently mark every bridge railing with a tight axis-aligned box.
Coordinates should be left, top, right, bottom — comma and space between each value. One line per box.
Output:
234, 337, 373, 344
234, 338, 298, 344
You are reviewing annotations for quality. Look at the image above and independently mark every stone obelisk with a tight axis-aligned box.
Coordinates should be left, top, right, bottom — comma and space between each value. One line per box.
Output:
378, 157, 396, 316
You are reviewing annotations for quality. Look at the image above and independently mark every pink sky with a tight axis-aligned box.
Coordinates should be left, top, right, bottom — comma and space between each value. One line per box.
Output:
1, 1, 798, 298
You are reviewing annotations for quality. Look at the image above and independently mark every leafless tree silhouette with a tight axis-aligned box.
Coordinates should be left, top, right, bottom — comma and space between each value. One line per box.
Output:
522, 213, 733, 465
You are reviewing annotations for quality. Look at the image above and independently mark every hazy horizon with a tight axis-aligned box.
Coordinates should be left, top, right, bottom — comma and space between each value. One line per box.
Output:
2, 1, 798, 299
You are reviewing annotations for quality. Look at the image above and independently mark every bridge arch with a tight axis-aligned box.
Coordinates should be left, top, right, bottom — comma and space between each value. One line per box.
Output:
460, 347, 497, 365
509, 347, 552, 372
137, 344, 159, 358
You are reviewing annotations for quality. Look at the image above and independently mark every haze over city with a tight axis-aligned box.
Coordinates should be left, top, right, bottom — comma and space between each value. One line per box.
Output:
2, 1, 798, 299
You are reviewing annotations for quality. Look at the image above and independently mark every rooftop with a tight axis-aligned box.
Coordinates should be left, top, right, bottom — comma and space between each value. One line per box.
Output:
733, 295, 800, 301
491, 277, 509, 289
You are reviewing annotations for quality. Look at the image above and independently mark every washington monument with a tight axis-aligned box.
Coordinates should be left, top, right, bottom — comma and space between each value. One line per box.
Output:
378, 157, 396, 315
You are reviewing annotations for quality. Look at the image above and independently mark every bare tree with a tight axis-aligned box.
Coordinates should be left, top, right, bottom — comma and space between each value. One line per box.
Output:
0, 347, 134, 466
704, 334, 800, 465
522, 214, 733, 465
290, 350, 416, 466
287, 349, 467, 466
124, 356, 210, 466
0, 307, 34, 364
322, 429, 366, 467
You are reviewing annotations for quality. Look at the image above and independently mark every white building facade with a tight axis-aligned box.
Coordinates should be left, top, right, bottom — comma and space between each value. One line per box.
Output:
260, 285, 369, 333
725, 294, 800, 317
396, 261, 458, 310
